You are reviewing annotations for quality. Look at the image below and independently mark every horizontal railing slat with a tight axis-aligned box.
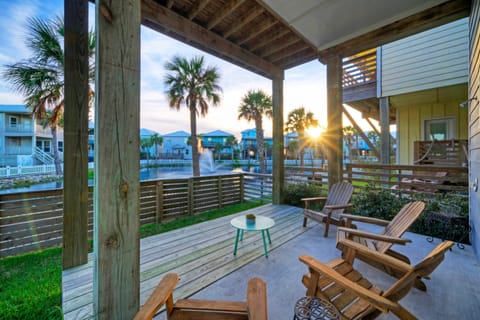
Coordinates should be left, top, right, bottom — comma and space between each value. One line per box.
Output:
1, 173, 262, 257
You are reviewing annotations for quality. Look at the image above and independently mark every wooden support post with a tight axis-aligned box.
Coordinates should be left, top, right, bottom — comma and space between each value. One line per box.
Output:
326, 56, 344, 186
94, 1, 141, 319
379, 97, 391, 164
63, 0, 89, 269
240, 174, 245, 203
218, 176, 223, 208
156, 182, 164, 223
272, 73, 284, 204
188, 178, 194, 215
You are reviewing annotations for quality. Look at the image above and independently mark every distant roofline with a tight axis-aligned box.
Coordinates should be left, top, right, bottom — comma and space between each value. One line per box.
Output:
0, 104, 30, 114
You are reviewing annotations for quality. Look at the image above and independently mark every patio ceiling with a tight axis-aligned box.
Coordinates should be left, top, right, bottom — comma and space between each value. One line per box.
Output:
140, 0, 469, 78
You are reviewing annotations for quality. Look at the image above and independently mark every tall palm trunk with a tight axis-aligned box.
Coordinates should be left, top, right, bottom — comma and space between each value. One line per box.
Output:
190, 104, 200, 177
255, 117, 265, 173
50, 125, 62, 175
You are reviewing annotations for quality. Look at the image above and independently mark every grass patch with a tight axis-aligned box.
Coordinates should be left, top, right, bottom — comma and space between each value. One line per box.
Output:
0, 201, 263, 319
0, 248, 63, 320
88, 169, 94, 180
140, 201, 262, 238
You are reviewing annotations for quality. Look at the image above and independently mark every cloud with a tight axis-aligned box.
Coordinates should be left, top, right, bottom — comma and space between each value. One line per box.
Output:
0, 1, 334, 141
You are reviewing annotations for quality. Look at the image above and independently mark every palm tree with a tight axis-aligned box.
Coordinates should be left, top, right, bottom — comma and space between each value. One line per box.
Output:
225, 136, 238, 160
343, 125, 359, 161
285, 107, 318, 167
2, 16, 95, 175
238, 90, 272, 173
140, 137, 153, 166
164, 56, 221, 177
286, 139, 299, 162
150, 133, 163, 159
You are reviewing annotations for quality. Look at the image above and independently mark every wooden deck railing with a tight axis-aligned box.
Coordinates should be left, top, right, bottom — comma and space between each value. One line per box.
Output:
342, 48, 377, 88
0, 172, 275, 257
413, 139, 468, 166
345, 163, 468, 197
0, 165, 468, 257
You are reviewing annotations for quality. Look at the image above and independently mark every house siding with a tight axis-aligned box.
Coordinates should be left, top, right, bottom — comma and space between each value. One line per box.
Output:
381, 18, 469, 97
469, 0, 480, 260
394, 84, 468, 164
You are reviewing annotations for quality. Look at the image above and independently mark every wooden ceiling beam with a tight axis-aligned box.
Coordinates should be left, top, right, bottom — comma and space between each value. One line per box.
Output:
188, 0, 212, 20
258, 36, 299, 58
142, 0, 282, 78
250, 29, 290, 52
166, 0, 174, 9
206, 0, 245, 30
223, 7, 263, 38
318, 0, 470, 62
237, 19, 278, 46
277, 50, 318, 70
268, 41, 309, 63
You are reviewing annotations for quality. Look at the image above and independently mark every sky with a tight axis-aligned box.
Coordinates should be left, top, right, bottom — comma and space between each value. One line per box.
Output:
0, 1, 369, 140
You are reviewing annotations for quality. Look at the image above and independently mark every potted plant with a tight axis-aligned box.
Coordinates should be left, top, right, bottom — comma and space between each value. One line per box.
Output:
246, 213, 256, 225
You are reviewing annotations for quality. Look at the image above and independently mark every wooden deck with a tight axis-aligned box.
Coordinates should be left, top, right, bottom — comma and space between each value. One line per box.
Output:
62, 204, 307, 319
63, 203, 480, 319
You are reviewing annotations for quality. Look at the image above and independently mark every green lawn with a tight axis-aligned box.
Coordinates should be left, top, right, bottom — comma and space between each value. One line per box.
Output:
0, 201, 262, 320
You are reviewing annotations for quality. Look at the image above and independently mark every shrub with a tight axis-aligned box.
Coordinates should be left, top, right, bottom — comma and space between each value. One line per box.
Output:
351, 185, 407, 220
283, 182, 321, 208
351, 185, 470, 244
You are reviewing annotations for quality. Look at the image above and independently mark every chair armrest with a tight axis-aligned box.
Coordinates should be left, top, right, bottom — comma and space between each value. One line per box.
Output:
337, 227, 411, 245
301, 196, 327, 202
324, 203, 352, 210
247, 277, 268, 320
339, 213, 389, 226
134, 273, 179, 320
338, 238, 413, 272
298, 255, 398, 313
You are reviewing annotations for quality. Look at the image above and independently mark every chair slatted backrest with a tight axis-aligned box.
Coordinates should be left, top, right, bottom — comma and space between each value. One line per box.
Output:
375, 201, 425, 253
383, 241, 453, 302
324, 182, 354, 218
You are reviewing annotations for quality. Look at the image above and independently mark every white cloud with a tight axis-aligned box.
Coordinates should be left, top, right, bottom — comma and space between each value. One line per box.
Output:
0, 1, 334, 140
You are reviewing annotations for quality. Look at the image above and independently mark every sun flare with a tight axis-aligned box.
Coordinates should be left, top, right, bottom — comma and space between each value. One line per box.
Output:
307, 126, 322, 139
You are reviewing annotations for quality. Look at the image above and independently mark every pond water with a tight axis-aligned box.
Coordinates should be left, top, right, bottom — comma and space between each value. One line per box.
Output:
0, 165, 255, 194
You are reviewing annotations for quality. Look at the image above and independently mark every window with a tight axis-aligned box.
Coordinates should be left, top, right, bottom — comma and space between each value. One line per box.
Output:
424, 118, 455, 141
58, 141, 64, 152
37, 140, 51, 153
9, 116, 18, 127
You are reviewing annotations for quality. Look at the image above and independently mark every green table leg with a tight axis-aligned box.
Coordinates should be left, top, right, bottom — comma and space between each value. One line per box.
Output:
240, 229, 244, 241
261, 230, 268, 258
233, 229, 240, 255
266, 229, 272, 244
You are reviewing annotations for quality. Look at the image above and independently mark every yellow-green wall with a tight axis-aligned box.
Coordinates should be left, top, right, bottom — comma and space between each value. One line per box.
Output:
394, 83, 468, 164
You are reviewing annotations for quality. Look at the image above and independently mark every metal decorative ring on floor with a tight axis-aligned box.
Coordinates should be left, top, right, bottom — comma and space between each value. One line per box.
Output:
293, 296, 340, 320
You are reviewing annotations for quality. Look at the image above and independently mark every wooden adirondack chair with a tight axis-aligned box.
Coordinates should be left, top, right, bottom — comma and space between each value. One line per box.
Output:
134, 273, 267, 320
300, 239, 453, 320
302, 181, 354, 237
336, 201, 426, 289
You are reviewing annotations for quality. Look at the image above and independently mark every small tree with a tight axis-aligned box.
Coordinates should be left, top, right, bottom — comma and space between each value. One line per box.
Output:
225, 136, 238, 160
150, 133, 163, 159
214, 142, 223, 160
285, 107, 318, 167
141, 137, 153, 166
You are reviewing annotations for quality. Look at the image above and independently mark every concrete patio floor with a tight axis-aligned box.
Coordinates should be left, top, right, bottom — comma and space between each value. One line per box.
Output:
160, 220, 480, 319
